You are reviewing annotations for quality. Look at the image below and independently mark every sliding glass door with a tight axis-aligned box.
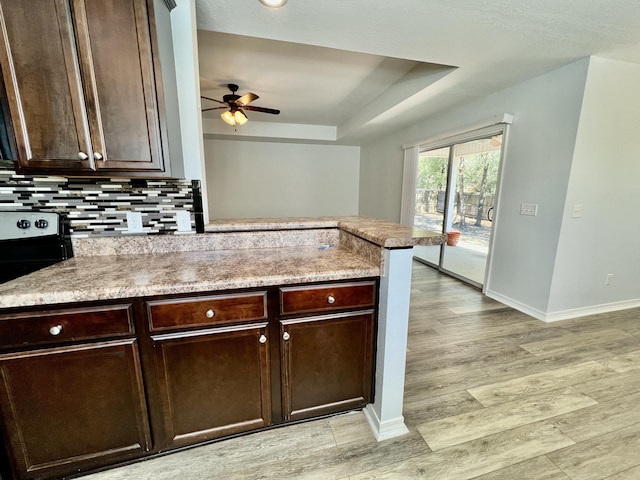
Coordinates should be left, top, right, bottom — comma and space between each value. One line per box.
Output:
413, 134, 503, 287
412, 146, 450, 266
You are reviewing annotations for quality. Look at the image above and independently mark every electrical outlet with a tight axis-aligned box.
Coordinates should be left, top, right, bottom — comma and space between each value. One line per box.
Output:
520, 203, 538, 216
176, 210, 192, 232
126, 211, 143, 233
605, 273, 614, 285
572, 204, 583, 218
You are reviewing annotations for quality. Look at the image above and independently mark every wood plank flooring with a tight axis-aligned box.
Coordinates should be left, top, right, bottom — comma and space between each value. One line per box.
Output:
83, 263, 640, 479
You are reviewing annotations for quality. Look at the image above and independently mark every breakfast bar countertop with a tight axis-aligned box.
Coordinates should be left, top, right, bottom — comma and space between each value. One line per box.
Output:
205, 216, 447, 248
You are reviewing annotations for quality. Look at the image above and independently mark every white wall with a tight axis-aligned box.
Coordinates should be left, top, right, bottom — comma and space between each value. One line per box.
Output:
547, 57, 640, 317
155, 0, 209, 221
359, 139, 406, 222
359, 59, 590, 315
170, 0, 207, 184
205, 139, 360, 218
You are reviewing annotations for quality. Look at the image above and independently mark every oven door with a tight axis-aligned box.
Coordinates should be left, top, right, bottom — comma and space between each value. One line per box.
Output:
0, 237, 69, 284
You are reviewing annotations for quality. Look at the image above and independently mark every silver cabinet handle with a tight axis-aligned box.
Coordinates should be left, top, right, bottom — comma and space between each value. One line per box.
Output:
205, 309, 215, 318
94, 152, 103, 161
283, 332, 290, 341
78, 152, 88, 160
327, 295, 336, 304
49, 325, 63, 336
259, 334, 267, 344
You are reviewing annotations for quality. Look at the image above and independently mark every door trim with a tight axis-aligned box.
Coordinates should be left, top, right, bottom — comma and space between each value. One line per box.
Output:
402, 117, 513, 289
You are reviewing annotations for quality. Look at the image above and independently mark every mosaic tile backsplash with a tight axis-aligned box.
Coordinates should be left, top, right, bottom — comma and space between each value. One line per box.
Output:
0, 169, 199, 236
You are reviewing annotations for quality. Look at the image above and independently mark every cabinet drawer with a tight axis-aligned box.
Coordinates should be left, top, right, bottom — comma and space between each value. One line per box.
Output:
0, 304, 134, 349
279, 281, 376, 315
147, 292, 268, 331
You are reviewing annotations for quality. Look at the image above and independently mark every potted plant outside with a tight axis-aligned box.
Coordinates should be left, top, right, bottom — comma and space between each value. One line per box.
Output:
446, 231, 460, 246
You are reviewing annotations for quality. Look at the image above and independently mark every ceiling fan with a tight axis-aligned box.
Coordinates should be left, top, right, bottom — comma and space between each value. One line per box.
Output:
201, 83, 280, 126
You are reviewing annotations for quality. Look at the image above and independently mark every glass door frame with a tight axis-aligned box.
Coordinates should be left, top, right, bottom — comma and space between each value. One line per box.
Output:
403, 120, 511, 292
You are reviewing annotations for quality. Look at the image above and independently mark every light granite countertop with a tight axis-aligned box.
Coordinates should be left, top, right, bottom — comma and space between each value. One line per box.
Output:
0, 246, 379, 309
338, 217, 445, 248
0, 216, 444, 310
206, 216, 342, 232
206, 216, 446, 248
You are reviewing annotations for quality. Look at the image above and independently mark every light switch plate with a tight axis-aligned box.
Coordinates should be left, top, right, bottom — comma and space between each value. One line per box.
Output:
520, 203, 538, 216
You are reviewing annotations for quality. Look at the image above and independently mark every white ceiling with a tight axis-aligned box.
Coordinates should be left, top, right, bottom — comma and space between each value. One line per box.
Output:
195, 0, 640, 144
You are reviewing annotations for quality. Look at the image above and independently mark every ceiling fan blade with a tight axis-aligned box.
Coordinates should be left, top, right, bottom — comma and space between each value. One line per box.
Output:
243, 105, 280, 115
201, 106, 228, 112
200, 95, 226, 104
236, 92, 259, 106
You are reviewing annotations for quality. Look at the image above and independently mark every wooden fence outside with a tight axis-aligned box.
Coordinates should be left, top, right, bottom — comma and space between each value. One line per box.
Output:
416, 189, 495, 220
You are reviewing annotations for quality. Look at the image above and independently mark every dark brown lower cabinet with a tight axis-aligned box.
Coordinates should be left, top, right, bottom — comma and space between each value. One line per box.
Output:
151, 322, 272, 449
0, 280, 377, 479
280, 310, 375, 421
0, 339, 151, 479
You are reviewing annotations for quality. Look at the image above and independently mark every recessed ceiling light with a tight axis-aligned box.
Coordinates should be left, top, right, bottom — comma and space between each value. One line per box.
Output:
259, 0, 287, 7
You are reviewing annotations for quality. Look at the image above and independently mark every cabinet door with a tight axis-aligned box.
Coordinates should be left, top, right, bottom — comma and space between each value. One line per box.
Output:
280, 311, 375, 421
76, 0, 165, 172
0, 339, 151, 480
0, 0, 94, 170
0, 0, 166, 174
152, 323, 272, 449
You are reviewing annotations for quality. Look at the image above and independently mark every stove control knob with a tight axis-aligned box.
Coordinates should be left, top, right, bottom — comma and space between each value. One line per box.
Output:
35, 219, 49, 229
16, 219, 31, 229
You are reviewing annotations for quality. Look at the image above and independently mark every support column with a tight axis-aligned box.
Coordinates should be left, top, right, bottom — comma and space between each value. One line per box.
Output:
364, 247, 413, 441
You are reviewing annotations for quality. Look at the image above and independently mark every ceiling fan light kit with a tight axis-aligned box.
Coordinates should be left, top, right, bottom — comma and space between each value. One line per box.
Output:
259, 0, 287, 7
221, 109, 248, 126
201, 83, 281, 128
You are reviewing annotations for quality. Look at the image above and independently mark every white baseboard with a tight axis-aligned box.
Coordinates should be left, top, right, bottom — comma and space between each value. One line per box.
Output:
363, 404, 410, 442
484, 289, 547, 320
544, 299, 640, 322
485, 289, 640, 323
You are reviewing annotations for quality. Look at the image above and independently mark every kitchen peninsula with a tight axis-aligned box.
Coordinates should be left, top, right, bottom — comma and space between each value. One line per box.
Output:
0, 216, 444, 480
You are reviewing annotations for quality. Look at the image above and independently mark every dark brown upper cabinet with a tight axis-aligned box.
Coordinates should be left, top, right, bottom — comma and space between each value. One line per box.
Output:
0, 0, 169, 176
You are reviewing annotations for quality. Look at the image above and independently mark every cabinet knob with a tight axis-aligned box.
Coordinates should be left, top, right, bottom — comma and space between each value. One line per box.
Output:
282, 331, 290, 341
327, 295, 336, 304
94, 152, 103, 161
259, 334, 267, 344
205, 309, 215, 318
78, 152, 89, 160
49, 325, 63, 336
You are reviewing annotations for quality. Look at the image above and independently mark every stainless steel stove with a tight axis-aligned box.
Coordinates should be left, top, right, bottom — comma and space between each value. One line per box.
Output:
0, 211, 73, 283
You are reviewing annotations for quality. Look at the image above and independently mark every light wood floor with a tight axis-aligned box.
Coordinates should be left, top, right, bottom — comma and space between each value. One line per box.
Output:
83, 263, 640, 479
